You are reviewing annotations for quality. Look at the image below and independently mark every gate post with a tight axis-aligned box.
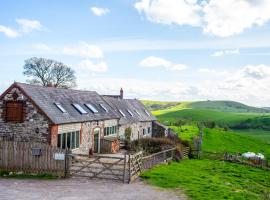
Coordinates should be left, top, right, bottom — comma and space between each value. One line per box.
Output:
64, 149, 70, 178
128, 154, 131, 183
123, 153, 127, 183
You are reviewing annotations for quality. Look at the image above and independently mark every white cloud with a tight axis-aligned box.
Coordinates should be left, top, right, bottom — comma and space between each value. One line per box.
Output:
211, 49, 239, 57
32, 43, 51, 51
134, 0, 202, 26
198, 68, 217, 73
197, 64, 270, 106
0, 18, 43, 38
91, 7, 110, 16
77, 60, 108, 72
139, 56, 188, 71
63, 43, 104, 58
203, 0, 270, 37
241, 65, 270, 80
0, 25, 19, 38
16, 18, 42, 33
134, 0, 270, 37
77, 77, 200, 101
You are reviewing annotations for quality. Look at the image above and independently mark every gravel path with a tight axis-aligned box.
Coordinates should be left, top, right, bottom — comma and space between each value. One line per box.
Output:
0, 178, 185, 200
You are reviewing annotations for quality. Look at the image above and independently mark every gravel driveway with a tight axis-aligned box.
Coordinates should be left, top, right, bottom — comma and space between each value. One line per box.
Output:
0, 178, 185, 200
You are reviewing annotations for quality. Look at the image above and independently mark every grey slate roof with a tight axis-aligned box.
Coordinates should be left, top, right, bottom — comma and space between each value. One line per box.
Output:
16, 83, 121, 124
103, 96, 156, 125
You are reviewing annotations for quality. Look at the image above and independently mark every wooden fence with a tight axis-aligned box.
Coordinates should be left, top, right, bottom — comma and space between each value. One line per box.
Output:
141, 148, 175, 170
224, 153, 270, 170
100, 138, 120, 154
0, 140, 67, 176
68, 148, 177, 183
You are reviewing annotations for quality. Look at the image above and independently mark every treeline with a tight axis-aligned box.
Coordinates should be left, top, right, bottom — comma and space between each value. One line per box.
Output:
232, 117, 270, 130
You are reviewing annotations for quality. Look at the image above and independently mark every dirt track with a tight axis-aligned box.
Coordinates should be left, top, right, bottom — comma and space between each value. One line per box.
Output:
0, 178, 185, 200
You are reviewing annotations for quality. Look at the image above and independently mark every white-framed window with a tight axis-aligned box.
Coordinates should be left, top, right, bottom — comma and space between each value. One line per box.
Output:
85, 103, 98, 113
119, 109, 126, 117
72, 104, 87, 114
100, 104, 108, 112
148, 127, 151, 134
134, 110, 141, 116
144, 109, 151, 116
127, 109, 133, 116
143, 129, 146, 135
57, 131, 80, 149
55, 103, 67, 113
104, 126, 117, 136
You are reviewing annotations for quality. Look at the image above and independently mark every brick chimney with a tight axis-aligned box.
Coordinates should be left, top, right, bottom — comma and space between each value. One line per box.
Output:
120, 88, 123, 99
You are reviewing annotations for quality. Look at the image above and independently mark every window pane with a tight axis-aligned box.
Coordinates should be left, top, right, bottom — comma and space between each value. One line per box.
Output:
67, 133, 71, 148
55, 103, 67, 113
85, 104, 98, 113
62, 133, 66, 149
72, 104, 87, 114
76, 131, 80, 148
72, 132, 76, 149
57, 134, 61, 148
100, 104, 108, 112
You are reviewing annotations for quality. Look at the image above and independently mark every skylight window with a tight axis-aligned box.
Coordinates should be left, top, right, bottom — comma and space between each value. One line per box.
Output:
119, 109, 126, 117
72, 104, 87, 114
134, 110, 141, 116
100, 104, 108, 112
144, 109, 151, 116
55, 103, 67, 113
85, 103, 98, 113
127, 109, 133, 116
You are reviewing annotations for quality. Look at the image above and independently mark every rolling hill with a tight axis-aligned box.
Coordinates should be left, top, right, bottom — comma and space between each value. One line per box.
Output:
143, 100, 270, 113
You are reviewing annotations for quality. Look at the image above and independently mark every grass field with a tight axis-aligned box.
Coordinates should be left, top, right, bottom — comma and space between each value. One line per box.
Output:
170, 125, 200, 142
202, 128, 270, 160
141, 100, 270, 199
155, 109, 265, 126
141, 160, 270, 200
234, 129, 270, 144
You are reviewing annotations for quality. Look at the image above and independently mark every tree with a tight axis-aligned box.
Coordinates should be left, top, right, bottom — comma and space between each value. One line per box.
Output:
23, 57, 76, 88
174, 119, 186, 129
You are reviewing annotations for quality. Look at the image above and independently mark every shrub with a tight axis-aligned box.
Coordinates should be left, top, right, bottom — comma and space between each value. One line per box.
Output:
130, 137, 174, 155
202, 121, 216, 129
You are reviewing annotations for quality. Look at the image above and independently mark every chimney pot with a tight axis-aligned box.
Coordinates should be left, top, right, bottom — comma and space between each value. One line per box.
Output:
120, 88, 123, 99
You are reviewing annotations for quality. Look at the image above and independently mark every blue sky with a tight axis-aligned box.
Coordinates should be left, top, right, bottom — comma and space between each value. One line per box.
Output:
1, 0, 270, 106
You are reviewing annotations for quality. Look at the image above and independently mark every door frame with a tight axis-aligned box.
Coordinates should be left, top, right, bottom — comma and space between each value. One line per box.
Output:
94, 128, 101, 153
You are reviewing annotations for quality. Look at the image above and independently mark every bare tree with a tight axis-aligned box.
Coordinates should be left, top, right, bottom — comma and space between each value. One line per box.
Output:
23, 57, 76, 88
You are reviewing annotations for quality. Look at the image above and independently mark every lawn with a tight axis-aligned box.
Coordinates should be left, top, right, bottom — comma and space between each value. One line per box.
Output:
202, 128, 270, 160
141, 159, 270, 200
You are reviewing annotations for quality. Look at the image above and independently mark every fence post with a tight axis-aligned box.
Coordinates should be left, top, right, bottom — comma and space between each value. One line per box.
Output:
64, 149, 70, 178
128, 154, 131, 184
123, 153, 127, 183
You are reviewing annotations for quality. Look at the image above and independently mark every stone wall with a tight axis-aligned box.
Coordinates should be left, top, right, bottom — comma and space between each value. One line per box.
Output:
119, 121, 153, 141
0, 87, 51, 143
70, 119, 119, 154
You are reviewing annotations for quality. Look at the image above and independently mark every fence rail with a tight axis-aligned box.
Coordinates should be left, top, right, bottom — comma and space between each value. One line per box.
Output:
0, 140, 67, 176
141, 148, 175, 170
224, 153, 270, 170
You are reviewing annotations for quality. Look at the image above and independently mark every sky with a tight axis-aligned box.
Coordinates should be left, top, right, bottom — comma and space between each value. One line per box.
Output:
1, 0, 270, 107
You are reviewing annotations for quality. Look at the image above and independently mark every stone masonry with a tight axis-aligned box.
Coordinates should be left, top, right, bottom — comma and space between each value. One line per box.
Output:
0, 87, 50, 143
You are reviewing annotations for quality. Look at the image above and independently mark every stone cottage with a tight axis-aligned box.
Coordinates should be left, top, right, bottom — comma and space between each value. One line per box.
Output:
0, 82, 155, 154
103, 95, 156, 141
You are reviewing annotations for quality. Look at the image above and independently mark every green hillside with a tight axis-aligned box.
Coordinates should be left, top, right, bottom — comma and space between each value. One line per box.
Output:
143, 100, 269, 113
155, 109, 264, 126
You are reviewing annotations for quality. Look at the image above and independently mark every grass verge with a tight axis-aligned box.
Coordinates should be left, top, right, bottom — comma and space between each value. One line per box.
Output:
141, 159, 270, 200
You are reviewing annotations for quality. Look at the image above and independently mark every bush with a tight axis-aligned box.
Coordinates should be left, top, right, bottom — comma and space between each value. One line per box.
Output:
130, 137, 174, 155
202, 121, 216, 129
